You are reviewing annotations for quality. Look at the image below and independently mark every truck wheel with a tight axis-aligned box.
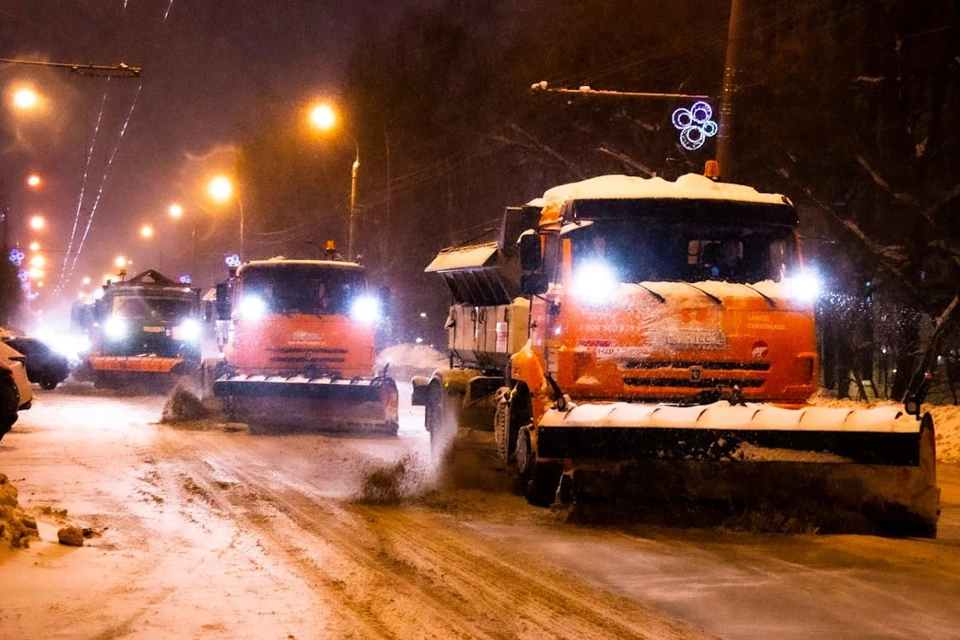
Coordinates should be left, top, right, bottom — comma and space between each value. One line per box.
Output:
515, 427, 561, 508
40, 376, 59, 391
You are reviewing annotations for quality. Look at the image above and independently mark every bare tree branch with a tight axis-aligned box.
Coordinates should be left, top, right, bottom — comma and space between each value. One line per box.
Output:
855, 154, 925, 217
492, 123, 589, 180
920, 182, 960, 223
597, 145, 655, 177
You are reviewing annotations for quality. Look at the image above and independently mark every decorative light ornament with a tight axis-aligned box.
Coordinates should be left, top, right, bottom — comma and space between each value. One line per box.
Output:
225, 254, 242, 268
9, 249, 25, 266
179, 274, 192, 284
17, 269, 29, 282
672, 101, 718, 151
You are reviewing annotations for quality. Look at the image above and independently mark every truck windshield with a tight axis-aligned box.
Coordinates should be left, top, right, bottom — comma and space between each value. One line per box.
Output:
240, 265, 367, 315
112, 295, 196, 321
570, 220, 799, 284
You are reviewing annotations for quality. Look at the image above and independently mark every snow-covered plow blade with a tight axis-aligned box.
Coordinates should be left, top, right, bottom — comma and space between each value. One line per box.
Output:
538, 402, 939, 536
214, 374, 399, 435
89, 356, 187, 374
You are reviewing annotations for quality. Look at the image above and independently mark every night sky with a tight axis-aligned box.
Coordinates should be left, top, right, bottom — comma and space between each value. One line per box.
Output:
1, 1, 429, 308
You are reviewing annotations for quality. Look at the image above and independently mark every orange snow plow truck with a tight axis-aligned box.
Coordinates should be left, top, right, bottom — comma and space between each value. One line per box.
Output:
413, 172, 940, 536
211, 253, 398, 434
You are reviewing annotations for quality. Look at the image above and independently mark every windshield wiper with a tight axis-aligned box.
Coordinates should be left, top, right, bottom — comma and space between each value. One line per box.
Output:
739, 283, 777, 309
634, 283, 666, 304
681, 281, 722, 306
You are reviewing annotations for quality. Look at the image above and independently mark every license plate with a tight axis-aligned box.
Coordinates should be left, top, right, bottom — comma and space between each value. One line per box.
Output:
666, 329, 726, 349
143, 326, 166, 333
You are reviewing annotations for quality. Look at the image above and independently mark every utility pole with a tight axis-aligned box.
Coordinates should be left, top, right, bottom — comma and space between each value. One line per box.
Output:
716, 0, 745, 181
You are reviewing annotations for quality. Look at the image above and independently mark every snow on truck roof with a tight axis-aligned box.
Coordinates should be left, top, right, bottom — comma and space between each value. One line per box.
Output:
527, 173, 790, 208
242, 258, 363, 270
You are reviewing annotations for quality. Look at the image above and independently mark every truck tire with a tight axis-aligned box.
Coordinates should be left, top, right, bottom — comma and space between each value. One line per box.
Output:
0, 373, 20, 441
515, 427, 561, 508
40, 377, 59, 391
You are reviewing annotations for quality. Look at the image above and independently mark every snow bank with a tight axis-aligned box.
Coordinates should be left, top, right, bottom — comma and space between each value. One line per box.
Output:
377, 343, 446, 380
0, 473, 39, 549
534, 173, 789, 208
810, 393, 960, 462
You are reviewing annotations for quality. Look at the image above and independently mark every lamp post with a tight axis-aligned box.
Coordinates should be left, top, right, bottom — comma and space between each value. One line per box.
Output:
308, 102, 360, 261
168, 203, 199, 276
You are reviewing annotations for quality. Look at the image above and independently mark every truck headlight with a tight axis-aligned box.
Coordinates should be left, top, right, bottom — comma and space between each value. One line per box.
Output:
573, 261, 618, 306
103, 316, 128, 341
176, 319, 202, 342
239, 295, 266, 321
789, 273, 822, 303
350, 295, 382, 324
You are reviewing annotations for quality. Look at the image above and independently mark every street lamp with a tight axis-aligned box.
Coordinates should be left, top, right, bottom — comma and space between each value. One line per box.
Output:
140, 224, 154, 239
168, 203, 184, 218
26, 174, 41, 188
12, 88, 38, 110
114, 255, 128, 269
308, 102, 360, 260
29, 242, 40, 252
207, 176, 245, 259
29, 215, 45, 231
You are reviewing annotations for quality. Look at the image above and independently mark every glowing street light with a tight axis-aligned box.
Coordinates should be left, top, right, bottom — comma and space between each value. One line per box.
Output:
308, 103, 337, 131
28, 267, 44, 280
82, 276, 91, 286
29, 215, 45, 231
29, 242, 40, 252
115, 256, 129, 269
140, 224, 154, 239
168, 203, 184, 218
29, 255, 46, 268
26, 174, 41, 188
12, 88, 38, 110
208, 176, 233, 202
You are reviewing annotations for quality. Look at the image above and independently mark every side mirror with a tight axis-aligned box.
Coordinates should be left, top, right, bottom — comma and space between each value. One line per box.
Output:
519, 233, 548, 295
519, 233, 541, 271
215, 282, 233, 320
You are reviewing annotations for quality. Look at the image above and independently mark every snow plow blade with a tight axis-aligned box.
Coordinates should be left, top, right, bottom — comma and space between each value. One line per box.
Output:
89, 356, 187, 374
214, 374, 399, 435
539, 402, 939, 537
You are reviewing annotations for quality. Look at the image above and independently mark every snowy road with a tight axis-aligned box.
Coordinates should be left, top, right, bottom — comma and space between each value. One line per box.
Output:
1, 387, 959, 639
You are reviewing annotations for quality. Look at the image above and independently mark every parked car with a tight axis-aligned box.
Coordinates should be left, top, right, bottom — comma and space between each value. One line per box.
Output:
0, 341, 33, 442
2, 337, 71, 390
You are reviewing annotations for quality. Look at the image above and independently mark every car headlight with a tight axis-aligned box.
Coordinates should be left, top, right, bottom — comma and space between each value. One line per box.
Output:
238, 295, 267, 321
103, 316, 128, 340
175, 319, 202, 342
350, 295, 382, 324
573, 261, 619, 306
789, 272, 822, 303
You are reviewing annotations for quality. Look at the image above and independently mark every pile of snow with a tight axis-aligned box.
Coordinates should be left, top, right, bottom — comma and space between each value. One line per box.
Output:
0, 473, 39, 549
529, 173, 789, 208
356, 455, 426, 505
376, 343, 446, 380
810, 392, 960, 462
161, 386, 211, 424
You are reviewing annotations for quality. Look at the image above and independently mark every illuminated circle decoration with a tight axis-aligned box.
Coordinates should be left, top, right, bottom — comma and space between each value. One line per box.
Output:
17, 269, 29, 283
20, 282, 31, 292
671, 101, 718, 151
8, 249, 25, 266
225, 254, 242, 268
179, 274, 192, 284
